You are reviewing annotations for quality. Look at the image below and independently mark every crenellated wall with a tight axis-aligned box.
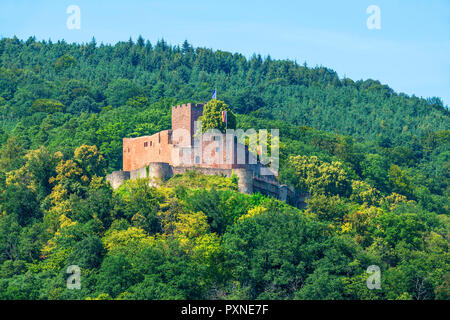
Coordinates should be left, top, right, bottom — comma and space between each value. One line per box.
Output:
106, 163, 307, 208
171, 103, 204, 146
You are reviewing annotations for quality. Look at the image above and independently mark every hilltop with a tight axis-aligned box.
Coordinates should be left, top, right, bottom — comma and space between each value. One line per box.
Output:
0, 36, 447, 143
0, 37, 448, 300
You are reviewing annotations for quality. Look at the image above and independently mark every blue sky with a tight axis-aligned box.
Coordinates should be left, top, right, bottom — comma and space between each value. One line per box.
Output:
1, 0, 449, 106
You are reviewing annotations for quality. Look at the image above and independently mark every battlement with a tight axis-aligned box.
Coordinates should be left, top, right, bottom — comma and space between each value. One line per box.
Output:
171, 103, 204, 110
171, 103, 204, 143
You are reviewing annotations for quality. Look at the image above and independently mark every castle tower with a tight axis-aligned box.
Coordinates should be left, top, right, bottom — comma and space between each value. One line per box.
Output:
106, 171, 130, 189
234, 168, 254, 194
171, 103, 204, 146
148, 162, 172, 186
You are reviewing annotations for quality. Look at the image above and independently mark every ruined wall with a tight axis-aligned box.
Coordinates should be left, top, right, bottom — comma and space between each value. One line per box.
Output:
107, 164, 306, 207
198, 133, 235, 169
123, 130, 174, 172
129, 166, 147, 180
123, 103, 261, 173
149, 162, 172, 182
174, 132, 258, 171
233, 168, 253, 194
278, 185, 288, 202
171, 165, 232, 177
115, 102, 307, 207
123, 103, 206, 172
172, 166, 253, 195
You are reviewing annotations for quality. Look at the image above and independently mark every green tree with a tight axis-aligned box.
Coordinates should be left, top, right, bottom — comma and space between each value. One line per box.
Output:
105, 79, 140, 107
74, 145, 107, 178
388, 164, 413, 198
31, 99, 65, 113
6, 147, 61, 201
66, 236, 105, 269
54, 54, 76, 72
1, 183, 41, 226
361, 154, 390, 193
0, 136, 24, 172
288, 155, 351, 197
222, 203, 328, 299
200, 99, 236, 133
96, 254, 141, 298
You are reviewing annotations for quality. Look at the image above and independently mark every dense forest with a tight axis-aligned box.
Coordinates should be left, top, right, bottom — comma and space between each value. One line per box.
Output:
0, 36, 448, 299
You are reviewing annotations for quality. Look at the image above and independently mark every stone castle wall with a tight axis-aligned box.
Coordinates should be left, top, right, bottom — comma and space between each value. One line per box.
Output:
108, 102, 308, 207
106, 163, 306, 207
123, 130, 174, 172
106, 170, 130, 189
123, 102, 258, 172
171, 165, 232, 177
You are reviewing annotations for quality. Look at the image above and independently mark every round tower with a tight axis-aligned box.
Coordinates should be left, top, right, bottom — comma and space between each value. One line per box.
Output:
106, 170, 130, 189
234, 168, 253, 194
148, 162, 172, 186
279, 184, 288, 202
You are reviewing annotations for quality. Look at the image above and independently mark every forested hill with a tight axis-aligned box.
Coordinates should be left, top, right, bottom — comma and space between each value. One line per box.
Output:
0, 36, 448, 146
0, 36, 449, 300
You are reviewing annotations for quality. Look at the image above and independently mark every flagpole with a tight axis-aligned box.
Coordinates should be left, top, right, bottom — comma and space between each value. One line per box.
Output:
226, 112, 227, 131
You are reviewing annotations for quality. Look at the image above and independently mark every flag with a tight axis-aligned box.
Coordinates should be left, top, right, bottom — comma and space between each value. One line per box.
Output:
212, 89, 216, 99
222, 110, 227, 123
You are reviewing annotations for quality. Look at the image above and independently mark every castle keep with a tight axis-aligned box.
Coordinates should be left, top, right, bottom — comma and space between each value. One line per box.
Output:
107, 103, 305, 207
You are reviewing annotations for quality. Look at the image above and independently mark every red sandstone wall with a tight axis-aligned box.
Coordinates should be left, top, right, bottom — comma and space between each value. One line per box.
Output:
123, 130, 174, 171
123, 104, 203, 171
123, 103, 262, 172
200, 134, 234, 169
123, 130, 258, 172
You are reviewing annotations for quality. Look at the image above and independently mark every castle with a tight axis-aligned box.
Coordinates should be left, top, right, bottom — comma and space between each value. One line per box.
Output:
106, 103, 307, 207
